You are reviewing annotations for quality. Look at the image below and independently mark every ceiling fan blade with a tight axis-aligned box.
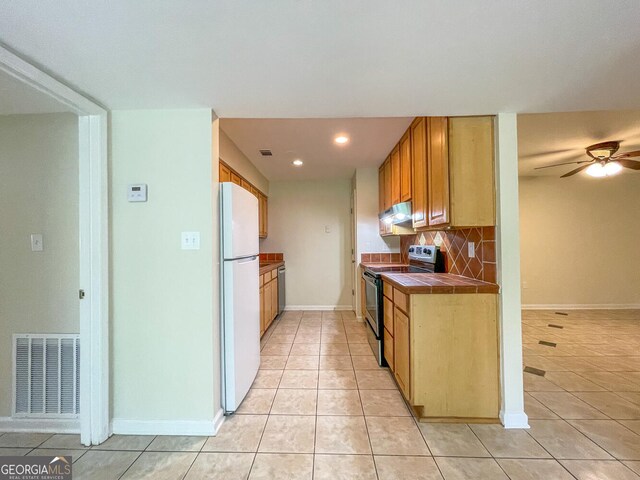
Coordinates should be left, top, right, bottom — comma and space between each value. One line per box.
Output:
561, 164, 591, 178
618, 159, 640, 170
534, 159, 592, 170
612, 150, 640, 159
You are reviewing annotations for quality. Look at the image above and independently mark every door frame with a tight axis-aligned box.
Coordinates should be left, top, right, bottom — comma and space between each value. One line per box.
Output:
0, 46, 109, 444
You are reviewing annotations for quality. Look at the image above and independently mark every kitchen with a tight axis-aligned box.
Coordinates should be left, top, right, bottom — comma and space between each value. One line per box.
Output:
217, 115, 505, 435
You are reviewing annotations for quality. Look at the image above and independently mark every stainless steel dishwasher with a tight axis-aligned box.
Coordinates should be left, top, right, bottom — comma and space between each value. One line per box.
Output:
277, 266, 286, 315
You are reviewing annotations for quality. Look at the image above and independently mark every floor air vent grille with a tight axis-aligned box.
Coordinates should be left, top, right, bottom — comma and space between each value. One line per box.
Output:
13, 334, 80, 417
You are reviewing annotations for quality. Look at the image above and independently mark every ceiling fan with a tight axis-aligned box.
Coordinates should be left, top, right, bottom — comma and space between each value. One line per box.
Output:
534, 141, 640, 178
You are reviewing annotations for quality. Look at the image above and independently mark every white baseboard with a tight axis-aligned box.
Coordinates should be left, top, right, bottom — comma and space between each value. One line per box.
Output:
500, 410, 530, 429
0, 417, 79, 433
212, 408, 225, 435
111, 418, 218, 436
522, 304, 640, 311
284, 305, 355, 311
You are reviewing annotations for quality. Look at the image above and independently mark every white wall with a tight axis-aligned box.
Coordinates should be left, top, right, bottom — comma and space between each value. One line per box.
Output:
0, 113, 79, 417
219, 128, 269, 194
353, 167, 400, 316
110, 109, 220, 433
260, 178, 352, 309
520, 173, 640, 307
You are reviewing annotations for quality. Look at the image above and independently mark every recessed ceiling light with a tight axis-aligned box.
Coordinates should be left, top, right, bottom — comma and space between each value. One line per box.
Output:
292, 159, 303, 166
334, 135, 349, 145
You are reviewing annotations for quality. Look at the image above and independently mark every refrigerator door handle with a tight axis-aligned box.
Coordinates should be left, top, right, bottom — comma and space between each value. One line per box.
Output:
237, 255, 258, 264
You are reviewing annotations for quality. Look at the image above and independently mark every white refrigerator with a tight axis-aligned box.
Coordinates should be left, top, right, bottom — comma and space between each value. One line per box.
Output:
220, 182, 260, 414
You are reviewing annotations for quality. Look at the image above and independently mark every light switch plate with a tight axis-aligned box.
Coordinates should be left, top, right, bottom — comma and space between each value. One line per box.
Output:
181, 232, 200, 250
468, 241, 475, 258
128, 184, 148, 202
30, 233, 43, 252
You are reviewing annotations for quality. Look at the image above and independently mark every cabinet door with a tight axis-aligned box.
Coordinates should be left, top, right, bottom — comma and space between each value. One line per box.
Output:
259, 194, 268, 238
384, 328, 394, 371
411, 118, 427, 229
383, 158, 392, 210
241, 178, 251, 191
264, 281, 272, 330
378, 164, 385, 213
394, 307, 411, 400
259, 284, 265, 336
271, 278, 278, 321
220, 162, 231, 182
383, 296, 394, 335
400, 129, 412, 202
427, 117, 450, 226
391, 145, 401, 205
230, 171, 242, 186
250, 186, 260, 198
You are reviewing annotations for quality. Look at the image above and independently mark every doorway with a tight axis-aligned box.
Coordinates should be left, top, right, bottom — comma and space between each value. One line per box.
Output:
0, 47, 108, 445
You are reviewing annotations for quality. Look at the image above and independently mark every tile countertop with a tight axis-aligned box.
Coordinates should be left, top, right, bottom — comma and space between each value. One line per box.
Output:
259, 261, 284, 276
380, 272, 499, 294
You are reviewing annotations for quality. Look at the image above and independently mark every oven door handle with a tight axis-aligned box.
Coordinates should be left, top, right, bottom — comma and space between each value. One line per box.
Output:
363, 270, 378, 283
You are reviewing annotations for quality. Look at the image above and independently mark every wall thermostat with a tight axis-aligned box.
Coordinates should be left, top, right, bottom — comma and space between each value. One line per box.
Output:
127, 184, 147, 202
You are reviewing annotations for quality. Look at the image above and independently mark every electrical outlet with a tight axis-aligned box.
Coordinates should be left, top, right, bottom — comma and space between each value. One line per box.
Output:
522, 281, 529, 289
467, 241, 475, 258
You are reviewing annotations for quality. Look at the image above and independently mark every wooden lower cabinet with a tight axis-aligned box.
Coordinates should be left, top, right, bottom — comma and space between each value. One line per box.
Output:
383, 328, 394, 371
382, 282, 500, 422
393, 306, 411, 400
259, 268, 280, 337
260, 284, 266, 336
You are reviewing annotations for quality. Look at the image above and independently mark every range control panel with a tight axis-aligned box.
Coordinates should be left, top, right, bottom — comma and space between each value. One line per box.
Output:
408, 244, 438, 263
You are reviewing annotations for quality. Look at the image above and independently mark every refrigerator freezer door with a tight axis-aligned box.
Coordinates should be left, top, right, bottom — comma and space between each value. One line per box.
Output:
222, 255, 260, 413
221, 182, 259, 260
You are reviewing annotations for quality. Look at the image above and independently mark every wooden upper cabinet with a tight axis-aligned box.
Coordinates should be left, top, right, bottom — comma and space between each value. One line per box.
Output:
259, 193, 268, 238
383, 157, 392, 210
230, 171, 242, 186
241, 178, 251, 190
400, 129, 412, 202
378, 164, 385, 213
427, 117, 450, 227
411, 118, 427, 229
391, 145, 401, 205
219, 162, 231, 182
448, 116, 496, 227
250, 186, 260, 198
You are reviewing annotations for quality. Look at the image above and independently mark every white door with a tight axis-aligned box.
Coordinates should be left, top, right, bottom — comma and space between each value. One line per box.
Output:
222, 255, 260, 412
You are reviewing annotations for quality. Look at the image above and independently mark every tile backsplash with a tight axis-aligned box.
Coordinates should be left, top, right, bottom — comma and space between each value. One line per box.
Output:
260, 252, 284, 262
400, 227, 497, 283
361, 253, 402, 264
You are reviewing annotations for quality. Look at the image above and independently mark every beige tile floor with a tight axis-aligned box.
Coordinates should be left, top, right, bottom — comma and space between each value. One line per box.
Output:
3, 309, 640, 479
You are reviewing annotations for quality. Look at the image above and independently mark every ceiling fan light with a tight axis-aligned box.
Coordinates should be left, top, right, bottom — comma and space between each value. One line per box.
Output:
586, 162, 622, 178
604, 161, 622, 175
586, 163, 607, 177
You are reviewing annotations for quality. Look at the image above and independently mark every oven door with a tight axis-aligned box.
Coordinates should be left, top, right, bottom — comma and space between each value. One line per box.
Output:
362, 271, 381, 337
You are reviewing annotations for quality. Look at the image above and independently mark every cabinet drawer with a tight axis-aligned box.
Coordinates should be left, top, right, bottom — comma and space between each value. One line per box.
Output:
393, 288, 409, 314
383, 282, 393, 299
383, 296, 394, 335
384, 328, 394, 371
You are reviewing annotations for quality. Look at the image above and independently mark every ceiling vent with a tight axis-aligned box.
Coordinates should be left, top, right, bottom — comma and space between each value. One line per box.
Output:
259, 149, 272, 157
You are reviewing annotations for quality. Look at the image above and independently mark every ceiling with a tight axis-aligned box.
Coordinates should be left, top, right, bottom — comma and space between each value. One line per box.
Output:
0, 69, 71, 115
221, 117, 413, 181
1, 1, 640, 116
518, 110, 640, 177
